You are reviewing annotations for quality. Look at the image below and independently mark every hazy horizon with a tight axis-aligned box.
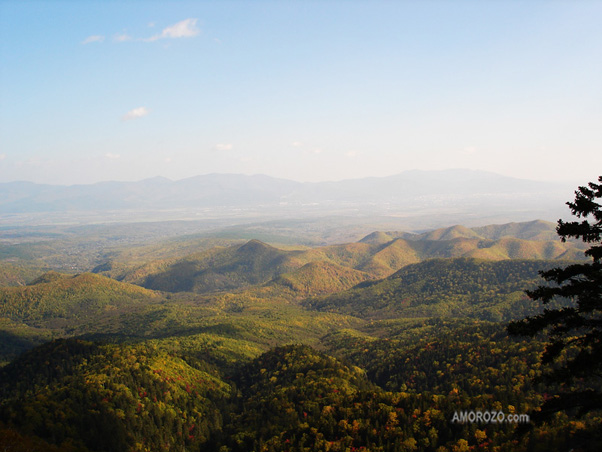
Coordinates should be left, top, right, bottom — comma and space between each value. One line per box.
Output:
1, 1, 601, 186
0, 167, 587, 187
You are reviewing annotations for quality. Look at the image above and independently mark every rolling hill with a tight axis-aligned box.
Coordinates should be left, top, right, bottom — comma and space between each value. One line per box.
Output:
95, 219, 584, 296
0, 272, 159, 322
269, 261, 372, 296
125, 240, 297, 293
0, 339, 230, 452
306, 258, 567, 321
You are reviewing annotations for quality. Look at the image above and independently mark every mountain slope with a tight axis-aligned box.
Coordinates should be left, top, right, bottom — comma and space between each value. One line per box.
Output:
106, 220, 585, 295
472, 219, 558, 241
134, 240, 296, 293
306, 258, 567, 321
0, 339, 230, 452
0, 272, 158, 322
419, 224, 482, 241
269, 261, 371, 296
0, 263, 41, 286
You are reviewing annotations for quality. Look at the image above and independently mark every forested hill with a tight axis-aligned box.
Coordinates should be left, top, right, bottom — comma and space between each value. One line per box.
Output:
2, 337, 596, 452
0, 339, 230, 452
0, 272, 158, 322
92, 219, 585, 296
0, 262, 41, 287
0, 216, 600, 450
306, 258, 565, 321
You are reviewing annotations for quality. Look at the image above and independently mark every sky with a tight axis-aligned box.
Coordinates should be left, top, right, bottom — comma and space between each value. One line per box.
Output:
0, 0, 601, 185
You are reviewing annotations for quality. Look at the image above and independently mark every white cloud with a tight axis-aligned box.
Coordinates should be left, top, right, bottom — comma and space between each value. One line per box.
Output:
122, 107, 149, 121
291, 141, 303, 147
0, 154, 6, 161
346, 151, 359, 157
462, 146, 478, 155
164, 157, 173, 163
309, 148, 323, 155
82, 35, 104, 45
113, 33, 132, 42
147, 18, 200, 41
105, 153, 121, 160
214, 143, 233, 151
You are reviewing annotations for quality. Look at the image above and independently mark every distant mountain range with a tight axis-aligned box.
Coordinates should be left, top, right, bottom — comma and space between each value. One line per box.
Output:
0, 170, 576, 219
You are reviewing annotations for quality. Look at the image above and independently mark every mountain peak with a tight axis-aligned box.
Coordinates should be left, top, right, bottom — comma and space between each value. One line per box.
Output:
28, 271, 68, 285
236, 239, 276, 254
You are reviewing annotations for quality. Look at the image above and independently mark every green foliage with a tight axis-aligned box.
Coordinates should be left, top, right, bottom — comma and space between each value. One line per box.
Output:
131, 240, 297, 294
100, 223, 585, 296
1, 218, 600, 450
308, 258, 566, 321
509, 176, 602, 420
0, 318, 54, 366
0, 272, 159, 322
0, 262, 42, 286
0, 339, 230, 452
271, 261, 371, 296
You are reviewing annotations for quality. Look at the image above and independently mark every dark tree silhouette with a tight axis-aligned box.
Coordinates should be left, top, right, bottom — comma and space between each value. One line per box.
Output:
508, 176, 602, 418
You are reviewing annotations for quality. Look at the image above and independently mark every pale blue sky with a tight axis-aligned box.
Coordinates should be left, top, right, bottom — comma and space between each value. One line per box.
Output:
1, 0, 601, 185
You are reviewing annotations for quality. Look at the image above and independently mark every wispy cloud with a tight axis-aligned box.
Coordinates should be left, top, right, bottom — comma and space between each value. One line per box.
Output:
87, 19, 199, 46
146, 18, 200, 42
122, 107, 149, 121
291, 141, 303, 147
346, 151, 359, 157
113, 33, 132, 43
105, 153, 121, 160
82, 35, 104, 45
214, 143, 233, 151
0, 154, 6, 161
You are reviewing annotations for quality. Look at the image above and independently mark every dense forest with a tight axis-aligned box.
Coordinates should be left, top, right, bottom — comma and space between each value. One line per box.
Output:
0, 219, 600, 451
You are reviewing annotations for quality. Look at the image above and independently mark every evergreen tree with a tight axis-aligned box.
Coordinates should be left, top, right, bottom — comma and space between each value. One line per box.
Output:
508, 176, 602, 418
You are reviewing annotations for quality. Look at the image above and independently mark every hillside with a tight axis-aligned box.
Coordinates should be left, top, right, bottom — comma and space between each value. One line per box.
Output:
472, 219, 558, 241
2, 338, 591, 452
128, 240, 296, 293
418, 224, 482, 241
269, 261, 371, 295
0, 339, 230, 452
0, 272, 159, 322
0, 232, 599, 450
306, 258, 566, 321
0, 262, 41, 286
100, 220, 585, 296
406, 219, 559, 242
